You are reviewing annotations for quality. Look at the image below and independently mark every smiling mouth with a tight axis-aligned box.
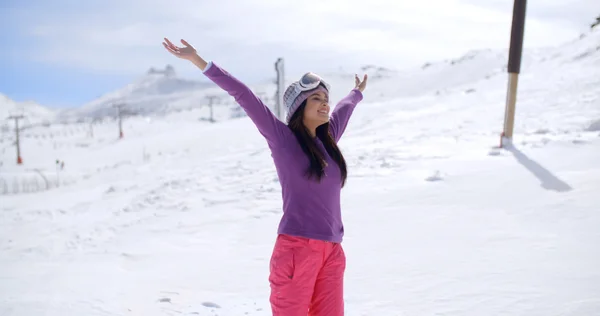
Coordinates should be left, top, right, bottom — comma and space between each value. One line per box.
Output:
318, 110, 329, 115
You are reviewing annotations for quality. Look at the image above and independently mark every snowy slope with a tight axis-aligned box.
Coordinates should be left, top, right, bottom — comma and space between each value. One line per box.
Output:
0, 95, 56, 169
0, 93, 56, 127
58, 65, 239, 121
1, 27, 600, 316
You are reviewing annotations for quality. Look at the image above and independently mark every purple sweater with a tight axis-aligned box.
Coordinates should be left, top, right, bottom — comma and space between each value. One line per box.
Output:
203, 62, 363, 243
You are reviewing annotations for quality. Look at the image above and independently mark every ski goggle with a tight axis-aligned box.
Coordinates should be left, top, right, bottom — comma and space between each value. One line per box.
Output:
284, 72, 330, 109
299, 72, 330, 91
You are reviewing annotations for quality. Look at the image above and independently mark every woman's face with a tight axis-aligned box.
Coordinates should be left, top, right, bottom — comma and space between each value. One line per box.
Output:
303, 91, 330, 125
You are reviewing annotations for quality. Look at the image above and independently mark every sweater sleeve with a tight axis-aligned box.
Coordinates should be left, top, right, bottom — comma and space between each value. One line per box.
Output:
329, 89, 363, 142
202, 62, 288, 148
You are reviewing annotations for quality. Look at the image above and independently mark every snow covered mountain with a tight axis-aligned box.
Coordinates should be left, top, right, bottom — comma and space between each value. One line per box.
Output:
57, 65, 231, 122
0, 93, 56, 127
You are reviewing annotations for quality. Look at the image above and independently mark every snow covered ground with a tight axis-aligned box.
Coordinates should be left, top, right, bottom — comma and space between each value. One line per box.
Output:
1, 28, 599, 315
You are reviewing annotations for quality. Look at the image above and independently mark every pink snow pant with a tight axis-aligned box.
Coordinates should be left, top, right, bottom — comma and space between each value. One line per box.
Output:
269, 234, 346, 316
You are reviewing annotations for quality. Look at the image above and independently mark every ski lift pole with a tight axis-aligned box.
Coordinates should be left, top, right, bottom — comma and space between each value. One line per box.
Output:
275, 58, 285, 121
8, 115, 24, 164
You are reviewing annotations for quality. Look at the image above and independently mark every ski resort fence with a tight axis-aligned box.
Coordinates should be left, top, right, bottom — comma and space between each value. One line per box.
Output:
0, 169, 76, 195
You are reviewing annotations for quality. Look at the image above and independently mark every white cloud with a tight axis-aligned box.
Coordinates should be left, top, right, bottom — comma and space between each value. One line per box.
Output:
9, 0, 599, 82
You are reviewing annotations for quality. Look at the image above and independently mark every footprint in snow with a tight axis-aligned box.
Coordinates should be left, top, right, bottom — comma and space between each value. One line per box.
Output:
158, 297, 171, 303
202, 302, 221, 309
488, 149, 502, 156
425, 171, 444, 182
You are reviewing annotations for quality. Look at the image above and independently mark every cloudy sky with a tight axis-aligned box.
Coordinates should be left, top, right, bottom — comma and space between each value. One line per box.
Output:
1, 0, 598, 107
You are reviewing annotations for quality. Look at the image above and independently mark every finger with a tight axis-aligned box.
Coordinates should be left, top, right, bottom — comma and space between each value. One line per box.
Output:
165, 41, 180, 53
180, 39, 192, 47
164, 37, 179, 50
162, 42, 176, 52
362, 74, 368, 85
163, 42, 179, 55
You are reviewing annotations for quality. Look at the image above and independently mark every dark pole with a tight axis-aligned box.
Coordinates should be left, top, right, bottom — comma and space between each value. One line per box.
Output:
8, 115, 24, 164
507, 0, 527, 74
501, 0, 527, 147
206, 95, 218, 122
118, 108, 123, 138
113, 103, 125, 138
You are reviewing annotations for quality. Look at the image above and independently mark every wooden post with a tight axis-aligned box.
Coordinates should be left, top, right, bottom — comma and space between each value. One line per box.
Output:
501, 0, 527, 147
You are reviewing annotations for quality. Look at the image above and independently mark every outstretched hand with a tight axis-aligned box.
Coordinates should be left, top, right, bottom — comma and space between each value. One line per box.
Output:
162, 37, 208, 70
355, 74, 368, 92
162, 38, 198, 61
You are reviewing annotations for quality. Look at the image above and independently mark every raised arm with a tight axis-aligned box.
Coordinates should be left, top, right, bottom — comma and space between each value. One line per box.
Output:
201, 61, 289, 147
162, 38, 288, 148
329, 74, 367, 142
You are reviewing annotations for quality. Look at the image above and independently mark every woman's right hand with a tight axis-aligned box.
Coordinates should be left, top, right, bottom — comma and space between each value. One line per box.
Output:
162, 38, 208, 70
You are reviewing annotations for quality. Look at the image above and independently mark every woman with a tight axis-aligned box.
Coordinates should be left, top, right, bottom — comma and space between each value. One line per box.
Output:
163, 38, 367, 316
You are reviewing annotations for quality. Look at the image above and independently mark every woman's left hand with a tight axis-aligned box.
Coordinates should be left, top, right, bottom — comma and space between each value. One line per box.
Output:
355, 74, 368, 92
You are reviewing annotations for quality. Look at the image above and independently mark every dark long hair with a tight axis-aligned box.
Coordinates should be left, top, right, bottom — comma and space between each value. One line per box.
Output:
287, 100, 348, 187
